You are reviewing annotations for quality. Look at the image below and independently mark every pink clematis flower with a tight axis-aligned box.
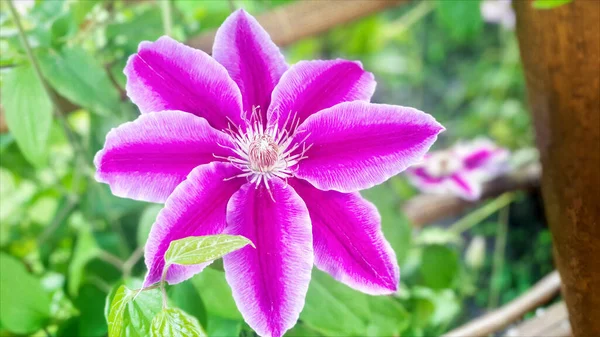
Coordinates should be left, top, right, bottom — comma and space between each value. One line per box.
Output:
94, 9, 443, 337
406, 138, 509, 201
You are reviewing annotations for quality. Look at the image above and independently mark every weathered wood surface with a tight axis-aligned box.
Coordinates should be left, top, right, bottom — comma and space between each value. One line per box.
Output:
443, 271, 561, 337
404, 163, 541, 227
514, 1, 600, 336
504, 301, 571, 337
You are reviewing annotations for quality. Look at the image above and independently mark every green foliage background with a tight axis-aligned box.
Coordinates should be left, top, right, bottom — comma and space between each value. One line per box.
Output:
0, 0, 556, 336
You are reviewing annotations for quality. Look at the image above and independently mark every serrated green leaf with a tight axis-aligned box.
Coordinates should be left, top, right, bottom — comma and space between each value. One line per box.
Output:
107, 285, 132, 337
122, 286, 162, 337
164, 235, 253, 266
0, 253, 51, 334
150, 308, 206, 337
39, 47, 121, 116
533, 0, 573, 9
1, 64, 53, 167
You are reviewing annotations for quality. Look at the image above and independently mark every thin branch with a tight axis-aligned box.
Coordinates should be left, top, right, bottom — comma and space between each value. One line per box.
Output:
489, 205, 510, 309
447, 192, 515, 234
97, 250, 125, 271
160, 0, 173, 36
442, 270, 561, 337
123, 246, 145, 279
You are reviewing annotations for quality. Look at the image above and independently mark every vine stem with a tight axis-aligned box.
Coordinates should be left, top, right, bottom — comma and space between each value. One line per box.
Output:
448, 192, 515, 234
160, 265, 170, 309
489, 205, 510, 309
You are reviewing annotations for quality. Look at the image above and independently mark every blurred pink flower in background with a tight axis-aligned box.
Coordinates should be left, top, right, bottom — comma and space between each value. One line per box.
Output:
406, 138, 510, 200
481, 0, 515, 30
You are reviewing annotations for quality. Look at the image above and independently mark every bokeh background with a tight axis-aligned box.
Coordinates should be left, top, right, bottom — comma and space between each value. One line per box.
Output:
0, 0, 557, 336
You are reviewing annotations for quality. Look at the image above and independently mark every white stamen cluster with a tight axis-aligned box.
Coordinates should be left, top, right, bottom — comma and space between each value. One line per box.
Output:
216, 107, 312, 193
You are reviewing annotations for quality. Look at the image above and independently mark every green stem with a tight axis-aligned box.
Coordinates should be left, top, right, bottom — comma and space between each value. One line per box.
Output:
123, 246, 145, 279
488, 205, 509, 309
160, 0, 173, 36
385, 0, 435, 38
160, 265, 170, 309
97, 250, 125, 271
448, 192, 515, 234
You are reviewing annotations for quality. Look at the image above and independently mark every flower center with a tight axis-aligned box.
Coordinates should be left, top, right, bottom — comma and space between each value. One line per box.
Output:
248, 135, 279, 172
215, 107, 312, 194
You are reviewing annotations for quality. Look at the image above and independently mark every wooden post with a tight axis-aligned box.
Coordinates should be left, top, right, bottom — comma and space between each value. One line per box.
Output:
514, 1, 600, 336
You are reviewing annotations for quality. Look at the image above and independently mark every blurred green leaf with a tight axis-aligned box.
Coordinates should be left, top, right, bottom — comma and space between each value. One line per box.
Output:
533, 0, 573, 9
301, 269, 371, 336
420, 245, 459, 290
137, 204, 162, 246
164, 235, 253, 266
206, 316, 242, 337
191, 269, 241, 320
0, 253, 51, 334
39, 47, 121, 116
435, 0, 483, 43
1, 64, 53, 167
168, 279, 207, 329
285, 323, 323, 337
75, 284, 108, 336
367, 296, 410, 336
68, 228, 100, 296
150, 308, 206, 337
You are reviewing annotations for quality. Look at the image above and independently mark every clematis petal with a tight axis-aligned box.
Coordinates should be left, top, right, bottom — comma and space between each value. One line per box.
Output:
267, 60, 376, 131
213, 9, 288, 120
290, 179, 399, 295
448, 173, 482, 201
294, 101, 444, 193
224, 179, 313, 337
143, 163, 245, 286
124, 36, 243, 130
94, 111, 235, 203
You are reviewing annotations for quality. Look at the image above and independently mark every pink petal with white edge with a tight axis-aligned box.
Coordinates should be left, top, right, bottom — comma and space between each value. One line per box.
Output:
290, 179, 399, 295
94, 111, 235, 203
213, 9, 288, 120
143, 163, 245, 286
224, 179, 313, 337
294, 101, 444, 193
267, 59, 376, 132
124, 36, 243, 130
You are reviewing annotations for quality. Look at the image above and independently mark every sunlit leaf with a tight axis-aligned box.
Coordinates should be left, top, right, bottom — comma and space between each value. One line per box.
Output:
168, 280, 207, 328
150, 308, 206, 337
533, 0, 573, 9
164, 235, 253, 266
0, 253, 51, 334
1, 64, 53, 167
107, 285, 131, 337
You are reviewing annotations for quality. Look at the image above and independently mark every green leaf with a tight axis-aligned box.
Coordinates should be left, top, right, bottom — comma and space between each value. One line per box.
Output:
419, 245, 459, 290
107, 285, 132, 337
367, 296, 410, 336
301, 269, 370, 335
68, 228, 100, 296
0, 253, 51, 334
39, 47, 121, 116
206, 316, 242, 337
435, 0, 483, 43
75, 284, 108, 336
168, 280, 207, 328
164, 235, 253, 266
533, 0, 573, 9
1, 64, 53, 167
150, 308, 207, 337
137, 204, 162, 246
191, 269, 242, 320
122, 285, 162, 337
